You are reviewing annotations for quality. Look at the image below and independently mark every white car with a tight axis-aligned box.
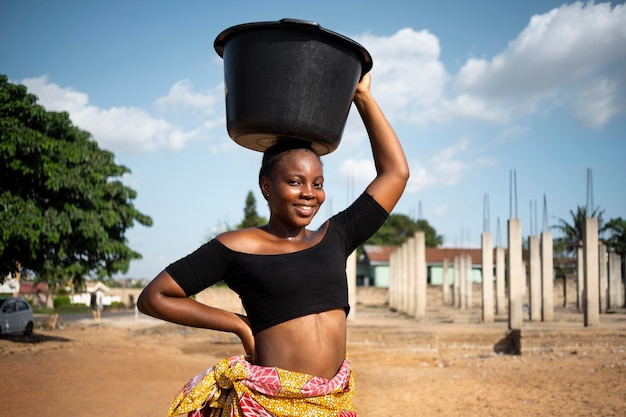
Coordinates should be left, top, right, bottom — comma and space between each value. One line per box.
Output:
0, 297, 34, 336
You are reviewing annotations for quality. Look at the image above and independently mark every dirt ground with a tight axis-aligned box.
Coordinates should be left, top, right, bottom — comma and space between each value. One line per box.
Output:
1, 305, 625, 417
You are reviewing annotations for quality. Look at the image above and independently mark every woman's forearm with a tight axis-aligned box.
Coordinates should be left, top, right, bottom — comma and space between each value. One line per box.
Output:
137, 270, 255, 355
354, 83, 409, 213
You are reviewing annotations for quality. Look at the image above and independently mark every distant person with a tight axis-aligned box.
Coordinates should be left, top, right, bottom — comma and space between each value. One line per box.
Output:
90, 291, 103, 325
138, 73, 409, 416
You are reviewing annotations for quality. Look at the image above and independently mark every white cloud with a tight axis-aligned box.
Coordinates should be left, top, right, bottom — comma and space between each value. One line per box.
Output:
355, 28, 448, 121
405, 138, 496, 193
336, 137, 495, 194
454, 1, 626, 128
338, 158, 377, 188
154, 79, 221, 118
19, 76, 89, 114
350, 2, 625, 129
21, 2, 624, 158
19, 76, 223, 153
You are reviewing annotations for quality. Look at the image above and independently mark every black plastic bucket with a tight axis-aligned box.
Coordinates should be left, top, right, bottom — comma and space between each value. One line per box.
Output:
214, 18, 372, 155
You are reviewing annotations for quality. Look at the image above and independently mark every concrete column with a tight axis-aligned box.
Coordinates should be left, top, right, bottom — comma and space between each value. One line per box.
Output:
608, 251, 617, 310
598, 243, 608, 314
496, 246, 506, 315
399, 243, 408, 314
405, 243, 411, 314
347, 251, 357, 321
528, 235, 541, 322
577, 246, 584, 311
541, 231, 554, 322
415, 232, 427, 319
482, 233, 494, 323
460, 254, 467, 310
609, 252, 623, 309
453, 256, 460, 308
442, 258, 451, 305
393, 248, 402, 312
508, 219, 523, 330
583, 217, 599, 327
407, 237, 417, 317
393, 249, 401, 311
465, 253, 473, 309
388, 250, 398, 311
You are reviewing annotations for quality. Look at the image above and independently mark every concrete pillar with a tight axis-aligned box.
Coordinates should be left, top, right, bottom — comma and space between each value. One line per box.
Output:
541, 231, 554, 322
508, 219, 523, 330
442, 258, 451, 305
415, 232, 427, 319
495, 246, 506, 315
609, 252, 623, 309
577, 246, 584, 311
598, 243, 608, 314
394, 249, 402, 312
528, 235, 541, 322
608, 251, 617, 310
481, 233, 494, 323
583, 217, 599, 327
453, 256, 461, 308
465, 253, 473, 309
407, 237, 417, 317
399, 242, 408, 314
347, 251, 357, 321
460, 254, 467, 310
388, 250, 398, 311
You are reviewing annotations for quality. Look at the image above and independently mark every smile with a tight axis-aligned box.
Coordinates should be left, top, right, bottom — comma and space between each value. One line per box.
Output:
294, 204, 315, 212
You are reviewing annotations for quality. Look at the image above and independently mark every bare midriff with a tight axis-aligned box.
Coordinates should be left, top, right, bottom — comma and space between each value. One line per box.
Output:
253, 308, 347, 380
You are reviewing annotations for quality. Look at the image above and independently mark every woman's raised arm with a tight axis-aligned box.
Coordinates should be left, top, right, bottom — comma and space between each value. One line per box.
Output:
353, 73, 409, 213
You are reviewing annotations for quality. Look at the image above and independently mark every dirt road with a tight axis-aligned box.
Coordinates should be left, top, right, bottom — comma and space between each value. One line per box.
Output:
1, 305, 625, 417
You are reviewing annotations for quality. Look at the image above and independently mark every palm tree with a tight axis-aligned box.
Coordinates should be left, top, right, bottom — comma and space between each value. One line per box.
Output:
604, 218, 626, 278
605, 218, 626, 255
553, 205, 607, 256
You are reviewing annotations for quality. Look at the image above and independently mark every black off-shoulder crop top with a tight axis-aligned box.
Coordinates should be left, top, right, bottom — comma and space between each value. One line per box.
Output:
165, 192, 388, 333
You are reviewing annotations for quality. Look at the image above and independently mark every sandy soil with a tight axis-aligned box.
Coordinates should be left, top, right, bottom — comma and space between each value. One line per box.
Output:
1, 305, 625, 417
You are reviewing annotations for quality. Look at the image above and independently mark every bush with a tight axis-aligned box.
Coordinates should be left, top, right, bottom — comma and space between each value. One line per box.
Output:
55, 304, 90, 314
53, 295, 72, 308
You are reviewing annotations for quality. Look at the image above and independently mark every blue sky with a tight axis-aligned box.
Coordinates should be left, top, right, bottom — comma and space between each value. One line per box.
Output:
2, 0, 625, 280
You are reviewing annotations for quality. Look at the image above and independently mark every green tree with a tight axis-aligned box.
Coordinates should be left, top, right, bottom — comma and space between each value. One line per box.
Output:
605, 217, 626, 275
366, 214, 442, 247
236, 190, 267, 229
605, 217, 626, 255
0, 75, 152, 292
553, 205, 608, 256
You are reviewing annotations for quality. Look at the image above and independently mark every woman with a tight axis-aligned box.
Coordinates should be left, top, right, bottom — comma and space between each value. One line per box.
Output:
138, 73, 409, 417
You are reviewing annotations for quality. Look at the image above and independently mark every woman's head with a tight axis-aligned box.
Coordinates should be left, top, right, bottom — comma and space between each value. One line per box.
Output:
258, 140, 321, 187
258, 139, 325, 228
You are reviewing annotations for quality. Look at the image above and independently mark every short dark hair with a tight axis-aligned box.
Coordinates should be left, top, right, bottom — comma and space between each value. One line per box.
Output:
258, 139, 319, 185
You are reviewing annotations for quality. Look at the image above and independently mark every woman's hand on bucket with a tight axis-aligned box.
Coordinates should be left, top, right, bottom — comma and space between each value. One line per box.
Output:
355, 73, 371, 97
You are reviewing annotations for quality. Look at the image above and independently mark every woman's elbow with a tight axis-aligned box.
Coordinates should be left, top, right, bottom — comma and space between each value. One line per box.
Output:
400, 164, 410, 184
136, 287, 152, 315
395, 164, 410, 189
137, 279, 162, 316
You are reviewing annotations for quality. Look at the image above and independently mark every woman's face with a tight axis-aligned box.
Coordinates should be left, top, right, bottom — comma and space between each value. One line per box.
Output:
262, 149, 325, 229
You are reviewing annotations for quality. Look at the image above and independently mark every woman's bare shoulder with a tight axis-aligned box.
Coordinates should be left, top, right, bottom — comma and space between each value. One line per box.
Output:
215, 227, 266, 253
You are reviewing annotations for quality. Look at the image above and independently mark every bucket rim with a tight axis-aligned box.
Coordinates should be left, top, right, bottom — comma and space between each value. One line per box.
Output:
213, 18, 373, 76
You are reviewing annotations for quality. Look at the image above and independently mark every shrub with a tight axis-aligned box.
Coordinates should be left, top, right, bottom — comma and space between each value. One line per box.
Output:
53, 295, 72, 308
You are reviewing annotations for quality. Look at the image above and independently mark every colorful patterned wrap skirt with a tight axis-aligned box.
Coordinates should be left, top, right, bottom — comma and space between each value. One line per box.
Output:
168, 355, 357, 417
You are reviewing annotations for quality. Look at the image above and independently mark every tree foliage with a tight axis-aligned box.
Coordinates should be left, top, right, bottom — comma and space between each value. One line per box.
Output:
605, 217, 626, 256
236, 191, 267, 229
366, 214, 443, 247
0, 75, 152, 288
553, 205, 608, 256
